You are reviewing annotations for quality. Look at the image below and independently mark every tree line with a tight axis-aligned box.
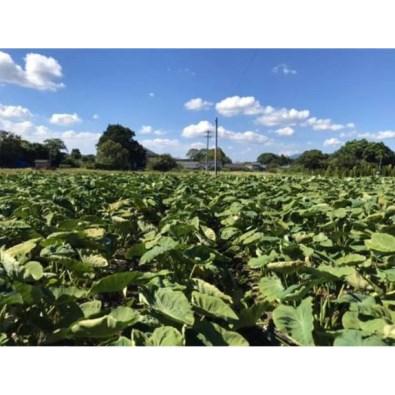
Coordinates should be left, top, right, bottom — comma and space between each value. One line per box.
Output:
258, 139, 395, 176
2, 123, 395, 176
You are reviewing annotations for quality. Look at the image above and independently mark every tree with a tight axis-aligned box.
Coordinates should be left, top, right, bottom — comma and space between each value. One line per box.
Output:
44, 138, 67, 166
296, 149, 329, 170
0, 131, 24, 167
330, 139, 395, 169
21, 141, 49, 165
147, 154, 178, 171
97, 124, 146, 170
96, 140, 130, 170
257, 152, 292, 167
70, 148, 82, 160
186, 148, 200, 161
185, 148, 232, 164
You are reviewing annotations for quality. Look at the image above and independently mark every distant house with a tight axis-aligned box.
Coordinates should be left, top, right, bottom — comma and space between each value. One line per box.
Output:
224, 162, 266, 171
224, 163, 245, 171
176, 160, 203, 170
34, 159, 51, 169
206, 160, 223, 170
244, 162, 266, 171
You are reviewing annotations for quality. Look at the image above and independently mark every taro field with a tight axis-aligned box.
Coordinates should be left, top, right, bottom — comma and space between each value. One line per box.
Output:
1, 172, 395, 346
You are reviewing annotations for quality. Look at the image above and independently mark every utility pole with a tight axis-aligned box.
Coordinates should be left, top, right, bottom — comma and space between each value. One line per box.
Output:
214, 117, 218, 176
204, 130, 212, 171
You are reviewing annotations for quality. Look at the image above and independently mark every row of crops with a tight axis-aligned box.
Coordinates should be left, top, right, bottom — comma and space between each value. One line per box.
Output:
1, 172, 395, 346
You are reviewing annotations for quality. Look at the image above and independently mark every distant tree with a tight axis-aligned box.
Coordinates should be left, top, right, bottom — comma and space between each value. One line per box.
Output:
44, 138, 67, 166
0, 131, 24, 167
186, 148, 200, 161
296, 149, 329, 170
70, 148, 82, 160
96, 140, 130, 170
330, 139, 395, 169
257, 152, 291, 167
21, 141, 49, 165
186, 148, 232, 164
97, 124, 146, 170
147, 154, 178, 171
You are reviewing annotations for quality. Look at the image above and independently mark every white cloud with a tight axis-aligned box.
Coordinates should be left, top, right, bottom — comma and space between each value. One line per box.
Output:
358, 130, 395, 140
92, 114, 99, 120
306, 117, 352, 131
275, 126, 294, 136
60, 130, 101, 152
215, 96, 263, 117
256, 107, 310, 127
0, 119, 34, 135
50, 113, 81, 126
140, 125, 153, 134
189, 142, 206, 149
272, 64, 297, 75
182, 120, 213, 138
0, 51, 64, 91
141, 138, 180, 153
323, 137, 342, 146
182, 120, 270, 144
184, 98, 213, 111
0, 104, 32, 120
148, 92, 155, 97
139, 125, 166, 136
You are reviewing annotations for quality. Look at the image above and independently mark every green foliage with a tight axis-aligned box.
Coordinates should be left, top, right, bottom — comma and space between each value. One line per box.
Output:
96, 140, 130, 170
257, 152, 291, 168
97, 124, 146, 170
186, 147, 232, 164
296, 149, 329, 170
1, 172, 395, 346
147, 154, 178, 172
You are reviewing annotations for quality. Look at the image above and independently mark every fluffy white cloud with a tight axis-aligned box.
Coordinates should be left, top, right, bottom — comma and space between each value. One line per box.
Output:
0, 51, 64, 91
182, 120, 269, 144
189, 142, 206, 149
323, 137, 342, 146
306, 117, 352, 131
275, 126, 294, 136
358, 131, 395, 140
272, 64, 297, 75
184, 98, 213, 111
142, 138, 180, 147
256, 107, 310, 127
139, 125, 166, 136
182, 120, 213, 138
0, 118, 34, 135
215, 96, 263, 117
50, 113, 81, 126
92, 114, 99, 120
0, 104, 32, 120
141, 138, 181, 153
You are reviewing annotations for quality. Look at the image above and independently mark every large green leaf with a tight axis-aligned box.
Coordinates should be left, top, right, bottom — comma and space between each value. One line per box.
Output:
191, 291, 238, 321
259, 276, 284, 302
334, 330, 385, 346
194, 321, 249, 346
149, 326, 184, 346
365, 233, 395, 253
92, 271, 149, 294
192, 278, 232, 303
70, 306, 140, 338
153, 288, 195, 326
272, 297, 315, 346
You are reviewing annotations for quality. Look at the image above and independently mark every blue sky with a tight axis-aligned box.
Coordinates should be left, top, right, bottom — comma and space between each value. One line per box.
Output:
1, 49, 395, 161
